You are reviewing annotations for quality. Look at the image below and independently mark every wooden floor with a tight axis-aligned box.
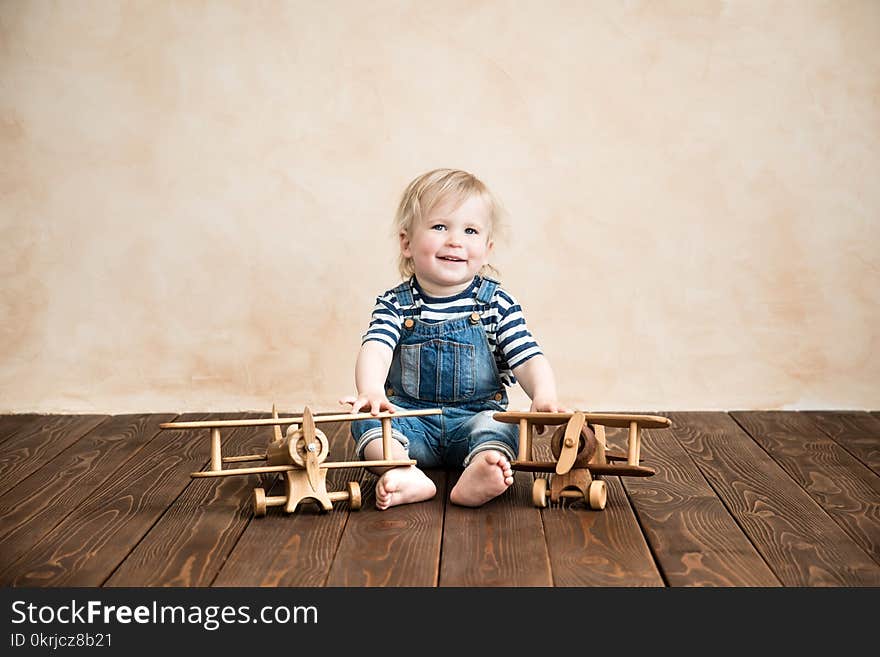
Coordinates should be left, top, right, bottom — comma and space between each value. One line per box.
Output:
0, 411, 878, 587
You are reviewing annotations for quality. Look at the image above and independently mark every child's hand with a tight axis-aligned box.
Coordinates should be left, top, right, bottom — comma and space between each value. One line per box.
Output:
529, 398, 568, 434
339, 392, 396, 416
530, 398, 566, 414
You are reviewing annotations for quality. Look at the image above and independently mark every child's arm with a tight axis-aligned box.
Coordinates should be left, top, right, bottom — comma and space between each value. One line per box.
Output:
339, 341, 396, 415
512, 354, 565, 413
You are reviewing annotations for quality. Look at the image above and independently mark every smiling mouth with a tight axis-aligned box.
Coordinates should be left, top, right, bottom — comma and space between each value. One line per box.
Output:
438, 256, 466, 262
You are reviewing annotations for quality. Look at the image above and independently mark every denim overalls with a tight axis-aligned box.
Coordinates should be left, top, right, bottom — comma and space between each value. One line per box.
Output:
351, 277, 520, 467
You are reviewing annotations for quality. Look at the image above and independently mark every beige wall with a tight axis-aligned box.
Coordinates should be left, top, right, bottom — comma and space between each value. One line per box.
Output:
2, 1, 878, 413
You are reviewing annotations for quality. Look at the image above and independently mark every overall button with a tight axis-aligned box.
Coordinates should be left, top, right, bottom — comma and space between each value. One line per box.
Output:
386, 388, 395, 396
403, 318, 415, 330
469, 312, 480, 325
494, 393, 503, 401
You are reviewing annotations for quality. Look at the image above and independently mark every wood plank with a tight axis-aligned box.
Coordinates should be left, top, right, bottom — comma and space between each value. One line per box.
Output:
0, 414, 110, 496
213, 420, 365, 587
105, 413, 276, 586
611, 421, 780, 586
440, 470, 551, 586
669, 412, 880, 586
325, 468, 447, 586
528, 428, 663, 586
731, 411, 880, 564
541, 476, 665, 586
0, 412, 242, 587
218, 415, 444, 588
0, 413, 177, 574
324, 420, 447, 588
803, 411, 880, 476
0, 415, 44, 445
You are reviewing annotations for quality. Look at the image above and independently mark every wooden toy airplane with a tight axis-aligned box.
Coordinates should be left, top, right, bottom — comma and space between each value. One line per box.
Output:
493, 411, 672, 510
159, 405, 441, 516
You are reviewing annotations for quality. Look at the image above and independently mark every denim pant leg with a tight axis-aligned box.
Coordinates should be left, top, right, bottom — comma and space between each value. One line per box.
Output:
350, 413, 443, 468
446, 409, 519, 467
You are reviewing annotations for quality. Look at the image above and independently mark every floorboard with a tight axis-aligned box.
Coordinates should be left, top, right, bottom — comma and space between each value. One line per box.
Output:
530, 428, 663, 586
0, 414, 109, 497
731, 411, 880, 565
326, 468, 446, 586
543, 476, 665, 586
0, 414, 45, 446
619, 419, 780, 586
803, 411, 880, 476
440, 470, 552, 586
213, 421, 358, 587
1, 411, 877, 587
106, 413, 271, 587
0, 413, 176, 576
669, 412, 880, 586
0, 413, 238, 586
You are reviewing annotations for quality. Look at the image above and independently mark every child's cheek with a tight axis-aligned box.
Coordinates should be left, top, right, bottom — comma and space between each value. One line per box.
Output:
418, 239, 437, 256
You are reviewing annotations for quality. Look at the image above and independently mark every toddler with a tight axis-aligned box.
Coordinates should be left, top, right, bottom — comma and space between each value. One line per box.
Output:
341, 168, 563, 509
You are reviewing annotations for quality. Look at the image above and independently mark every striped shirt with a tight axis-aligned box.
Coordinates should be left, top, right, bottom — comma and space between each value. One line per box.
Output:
362, 276, 542, 385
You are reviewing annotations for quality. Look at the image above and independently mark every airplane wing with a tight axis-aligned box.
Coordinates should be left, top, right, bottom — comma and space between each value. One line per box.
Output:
160, 408, 442, 430
493, 411, 671, 429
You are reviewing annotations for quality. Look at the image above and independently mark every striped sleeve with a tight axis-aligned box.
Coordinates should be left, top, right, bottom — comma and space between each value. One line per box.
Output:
361, 293, 402, 350
495, 288, 542, 372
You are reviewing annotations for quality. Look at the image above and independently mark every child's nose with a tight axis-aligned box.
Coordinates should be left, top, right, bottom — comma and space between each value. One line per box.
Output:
446, 231, 463, 245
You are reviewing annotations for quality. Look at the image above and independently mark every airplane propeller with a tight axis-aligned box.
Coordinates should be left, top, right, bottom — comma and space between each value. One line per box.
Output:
555, 412, 586, 475
272, 404, 283, 443
302, 406, 321, 490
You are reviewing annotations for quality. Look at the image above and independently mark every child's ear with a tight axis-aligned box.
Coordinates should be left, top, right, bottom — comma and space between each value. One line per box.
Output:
399, 230, 411, 257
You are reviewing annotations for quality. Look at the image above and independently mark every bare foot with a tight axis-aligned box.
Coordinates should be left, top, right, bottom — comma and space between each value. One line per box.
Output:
375, 466, 436, 510
449, 450, 514, 507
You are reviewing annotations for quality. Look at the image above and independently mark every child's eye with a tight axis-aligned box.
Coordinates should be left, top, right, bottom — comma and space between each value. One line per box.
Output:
465, 227, 479, 235
430, 224, 446, 231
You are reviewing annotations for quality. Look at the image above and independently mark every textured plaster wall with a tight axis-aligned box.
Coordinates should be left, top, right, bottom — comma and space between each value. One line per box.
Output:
2, 1, 878, 413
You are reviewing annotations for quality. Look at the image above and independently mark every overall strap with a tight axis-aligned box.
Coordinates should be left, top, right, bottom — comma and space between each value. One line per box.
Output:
468, 276, 499, 327
474, 276, 499, 307
392, 278, 419, 324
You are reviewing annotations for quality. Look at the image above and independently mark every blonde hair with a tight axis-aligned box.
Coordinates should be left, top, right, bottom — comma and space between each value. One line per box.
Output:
395, 168, 504, 280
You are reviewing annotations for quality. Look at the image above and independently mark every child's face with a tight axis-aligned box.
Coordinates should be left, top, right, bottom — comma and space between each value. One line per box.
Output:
400, 193, 494, 296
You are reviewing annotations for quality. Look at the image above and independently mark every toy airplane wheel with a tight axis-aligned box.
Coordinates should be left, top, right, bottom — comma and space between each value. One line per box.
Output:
587, 480, 607, 510
253, 487, 267, 517
347, 481, 362, 510
532, 478, 548, 508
